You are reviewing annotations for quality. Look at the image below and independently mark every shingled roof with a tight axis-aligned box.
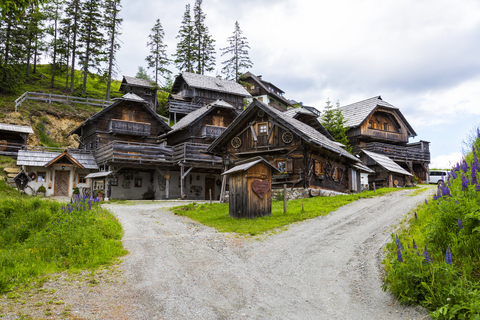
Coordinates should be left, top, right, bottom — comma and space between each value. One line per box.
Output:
17, 150, 98, 169
207, 99, 359, 162
120, 76, 156, 88
362, 150, 412, 176
339, 96, 416, 137
0, 123, 34, 134
174, 72, 251, 97
284, 107, 334, 140
242, 72, 292, 107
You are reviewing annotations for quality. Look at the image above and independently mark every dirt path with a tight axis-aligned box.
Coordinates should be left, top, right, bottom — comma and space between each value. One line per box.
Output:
104, 188, 432, 320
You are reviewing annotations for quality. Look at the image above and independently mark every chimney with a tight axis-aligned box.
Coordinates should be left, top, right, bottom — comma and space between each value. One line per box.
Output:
257, 75, 262, 80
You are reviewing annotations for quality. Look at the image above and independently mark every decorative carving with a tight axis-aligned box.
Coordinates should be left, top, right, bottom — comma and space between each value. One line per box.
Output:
282, 131, 293, 144
257, 110, 265, 118
231, 136, 241, 148
252, 179, 270, 199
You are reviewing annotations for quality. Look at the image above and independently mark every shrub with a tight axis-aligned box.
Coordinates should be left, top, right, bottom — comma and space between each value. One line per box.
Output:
37, 185, 46, 193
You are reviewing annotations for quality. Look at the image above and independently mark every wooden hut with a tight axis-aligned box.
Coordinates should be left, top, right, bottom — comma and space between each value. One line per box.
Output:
119, 76, 158, 111
222, 157, 278, 218
0, 123, 33, 157
360, 150, 413, 188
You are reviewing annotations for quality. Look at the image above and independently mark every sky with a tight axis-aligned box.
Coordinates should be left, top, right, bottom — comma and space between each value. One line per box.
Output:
114, 0, 480, 169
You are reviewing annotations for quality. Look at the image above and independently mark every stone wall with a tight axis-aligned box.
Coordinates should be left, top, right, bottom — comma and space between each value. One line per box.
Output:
224, 188, 347, 203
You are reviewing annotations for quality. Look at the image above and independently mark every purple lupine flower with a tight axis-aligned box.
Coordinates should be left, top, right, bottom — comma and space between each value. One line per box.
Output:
67, 204, 72, 213
413, 238, 417, 249
462, 173, 469, 191
456, 200, 459, 205
424, 246, 430, 264
88, 200, 92, 210
451, 170, 457, 180
414, 211, 418, 220
476, 184, 480, 192
461, 160, 469, 173
458, 217, 463, 229
425, 199, 428, 205
70, 199, 73, 204
396, 235, 404, 251
472, 163, 477, 185
446, 246, 452, 265
397, 248, 403, 263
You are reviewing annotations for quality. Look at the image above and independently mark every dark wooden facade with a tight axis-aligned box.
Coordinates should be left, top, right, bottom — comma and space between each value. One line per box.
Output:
241, 72, 292, 112
0, 123, 33, 158
119, 76, 158, 111
208, 100, 361, 194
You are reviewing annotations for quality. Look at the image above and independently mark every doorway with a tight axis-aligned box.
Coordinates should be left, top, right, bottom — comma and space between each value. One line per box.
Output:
54, 170, 70, 197
205, 177, 215, 200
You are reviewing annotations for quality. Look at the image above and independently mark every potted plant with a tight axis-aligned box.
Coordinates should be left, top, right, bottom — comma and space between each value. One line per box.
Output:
72, 187, 80, 200
37, 185, 46, 197
96, 189, 104, 201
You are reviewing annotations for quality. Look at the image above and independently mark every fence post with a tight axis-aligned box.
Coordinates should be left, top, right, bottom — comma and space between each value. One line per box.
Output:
49, 93, 52, 105
283, 183, 287, 214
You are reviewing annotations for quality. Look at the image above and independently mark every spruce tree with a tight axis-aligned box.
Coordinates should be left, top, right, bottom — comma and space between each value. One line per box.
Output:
104, 0, 122, 100
64, 0, 81, 93
23, 4, 45, 77
78, 0, 106, 95
220, 21, 253, 81
58, 14, 74, 90
145, 18, 171, 85
173, 4, 194, 73
135, 66, 151, 80
193, 0, 215, 74
320, 99, 352, 153
45, 0, 63, 87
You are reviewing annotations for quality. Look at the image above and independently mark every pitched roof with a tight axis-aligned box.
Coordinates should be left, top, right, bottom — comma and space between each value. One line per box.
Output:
114, 92, 145, 102
207, 99, 359, 162
339, 96, 416, 137
284, 107, 334, 140
0, 123, 34, 134
85, 171, 113, 179
162, 99, 236, 137
222, 157, 278, 175
353, 162, 375, 174
17, 150, 98, 169
242, 71, 292, 107
362, 150, 412, 176
68, 93, 171, 136
176, 72, 251, 97
121, 76, 156, 88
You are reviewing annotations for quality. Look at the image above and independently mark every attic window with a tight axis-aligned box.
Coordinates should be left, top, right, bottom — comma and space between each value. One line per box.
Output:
257, 122, 268, 135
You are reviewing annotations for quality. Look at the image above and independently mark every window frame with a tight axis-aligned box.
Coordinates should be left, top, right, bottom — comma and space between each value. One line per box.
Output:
78, 173, 87, 184
94, 180, 104, 190
257, 122, 268, 136
37, 171, 46, 182
134, 177, 142, 188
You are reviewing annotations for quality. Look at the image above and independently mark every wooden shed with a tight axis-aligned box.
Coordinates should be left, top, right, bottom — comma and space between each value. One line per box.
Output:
222, 157, 278, 219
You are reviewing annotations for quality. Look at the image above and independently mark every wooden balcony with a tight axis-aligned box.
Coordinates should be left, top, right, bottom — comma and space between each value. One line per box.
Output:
168, 100, 203, 115
108, 119, 151, 137
172, 142, 222, 167
0, 141, 25, 157
358, 142, 430, 162
95, 140, 173, 165
201, 125, 226, 139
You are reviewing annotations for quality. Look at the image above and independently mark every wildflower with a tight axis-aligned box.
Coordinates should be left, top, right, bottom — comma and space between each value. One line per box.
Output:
461, 160, 469, 173
456, 200, 459, 205
425, 199, 428, 205
414, 211, 418, 220
451, 171, 457, 180
458, 217, 463, 229
477, 185, 480, 192
88, 200, 92, 210
424, 246, 430, 264
397, 248, 403, 263
462, 173, 469, 191
446, 245, 452, 265
395, 235, 404, 250
472, 164, 477, 185
413, 238, 417, 249
67, 204, 72, 213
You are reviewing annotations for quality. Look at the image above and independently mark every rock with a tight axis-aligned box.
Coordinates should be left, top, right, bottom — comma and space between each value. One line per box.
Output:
3, 167, 20, 174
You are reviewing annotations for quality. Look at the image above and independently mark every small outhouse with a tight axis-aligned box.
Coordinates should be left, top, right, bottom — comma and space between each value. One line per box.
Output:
222, 157, 278, 219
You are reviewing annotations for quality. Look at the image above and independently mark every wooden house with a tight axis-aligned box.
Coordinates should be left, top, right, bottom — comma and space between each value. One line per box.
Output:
207, 99, 362, 194
222, 157, 278, 218
284, 107, 333, 140
119, 76, 158, 111
359, 150, 413, 188
68, 93, 173, 200
241, 72, 293, 111
167, 72, 251, 123
16, 148, 98, 197
159, 99, 239, 200
339, 96, 430, 182
0, 123, 33, 157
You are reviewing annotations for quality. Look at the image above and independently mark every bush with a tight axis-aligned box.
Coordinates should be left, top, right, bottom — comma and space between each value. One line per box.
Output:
37, 185, 46, 193
73, 187, 80, 194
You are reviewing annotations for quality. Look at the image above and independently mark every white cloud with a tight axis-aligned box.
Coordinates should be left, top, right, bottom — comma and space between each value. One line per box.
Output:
430, 152, 463, 169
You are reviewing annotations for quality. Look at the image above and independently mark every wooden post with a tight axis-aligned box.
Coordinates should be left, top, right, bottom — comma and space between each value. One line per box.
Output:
209, 189, 212, 203
373, 182, 376, 194
165, 170, 170, 199
180, 165, 184, 198
283, 183, 287, 214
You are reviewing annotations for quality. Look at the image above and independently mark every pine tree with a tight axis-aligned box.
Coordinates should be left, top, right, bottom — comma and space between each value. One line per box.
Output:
135, 66, 151, 80
145, 18, 171, 85
78, 0, 106, 95
23, 4, 46, 77
64, 0, 81, 93
45, 0, 63, 88
58, 13, 74, 90
173, 4, 194, 73
320, 99, 352, 153
220, 21, 253, 81
104, 0, 122, 100
193, 0, 215, 74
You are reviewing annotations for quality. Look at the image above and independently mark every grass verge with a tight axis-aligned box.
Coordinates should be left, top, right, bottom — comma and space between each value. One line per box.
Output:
172, 187, 414, 236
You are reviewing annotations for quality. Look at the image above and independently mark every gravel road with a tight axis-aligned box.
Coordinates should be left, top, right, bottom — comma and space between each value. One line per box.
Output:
103, 187, 433, 320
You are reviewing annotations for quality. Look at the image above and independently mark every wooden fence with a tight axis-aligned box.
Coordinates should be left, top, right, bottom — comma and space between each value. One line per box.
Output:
15, 92, 113, 112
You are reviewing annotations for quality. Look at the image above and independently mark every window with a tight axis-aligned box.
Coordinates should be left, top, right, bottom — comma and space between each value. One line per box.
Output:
94, 180, 104, 190
334, 167, 342, 181
78, 173, 87, 184
275, 160, 286, 173
384, 123, 389, 131
134, 177, 142, 188
212, 115, 224, 127
315, 160, 323, 175
37, 171, 46, 182
110, 177, 118, 186
122, 110, 135, 121
257, 122, 268, 135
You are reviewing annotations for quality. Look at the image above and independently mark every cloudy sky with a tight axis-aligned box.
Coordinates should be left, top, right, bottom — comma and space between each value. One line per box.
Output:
115, 0, 480, 169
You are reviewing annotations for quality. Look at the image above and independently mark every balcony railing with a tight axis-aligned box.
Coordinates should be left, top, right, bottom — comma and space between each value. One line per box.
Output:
360, 142, 430, 162
172, 142, 222, 167
201, 125, 226, 139
108, 119, 151, 136
95, 140, 173, 164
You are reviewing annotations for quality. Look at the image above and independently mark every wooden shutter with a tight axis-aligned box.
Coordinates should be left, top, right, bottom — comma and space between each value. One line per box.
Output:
286, 159, 293, 173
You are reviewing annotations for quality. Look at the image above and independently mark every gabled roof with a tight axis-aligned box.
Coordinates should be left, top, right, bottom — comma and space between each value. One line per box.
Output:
120, 76, 156, 89
68, 93, 171, 136
114, 92, 145, 102
222, 156, 279, 175
45, 151, 84, 168
207, 99, 359, 162
339, 96, 416, 137
242, 72, 292, 107
362, 150, 412, 176
284, 107, 334, 140
17, 150, 98, 169
353, 162, 375, 174
173, 72, 251, 97
0, 123, 34, 134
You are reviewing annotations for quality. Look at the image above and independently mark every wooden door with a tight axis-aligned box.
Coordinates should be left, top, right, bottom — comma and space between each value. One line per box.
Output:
54, 170, 70, 197
205, 177, 215, 200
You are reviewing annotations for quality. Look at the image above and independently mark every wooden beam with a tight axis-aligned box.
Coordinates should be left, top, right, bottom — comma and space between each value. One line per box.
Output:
250, 125, 258, 142
181, 167, 193, 179
267, 121, 275, 143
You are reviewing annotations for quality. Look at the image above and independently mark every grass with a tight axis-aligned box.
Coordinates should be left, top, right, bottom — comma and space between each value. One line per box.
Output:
0, 180, 127, 294
172, 187, 414, 235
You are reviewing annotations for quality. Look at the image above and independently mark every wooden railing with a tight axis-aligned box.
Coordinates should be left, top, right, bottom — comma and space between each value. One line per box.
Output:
108, 119, 151, 136
172, 142, 222, 166
15, 92, 113, 112
23, 145, 94, 154
201, 125, 226, 139
168, 100, 203, 114
360, 142, 430, 162
0, 141, 25, 157
95, 141, 173, 164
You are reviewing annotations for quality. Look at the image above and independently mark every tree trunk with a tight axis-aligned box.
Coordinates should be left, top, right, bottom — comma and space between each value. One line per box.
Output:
50, 11, 58, 88
70, 4, 79, 94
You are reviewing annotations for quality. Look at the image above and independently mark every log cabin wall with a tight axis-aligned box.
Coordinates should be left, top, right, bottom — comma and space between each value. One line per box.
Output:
192, 88, 244, 110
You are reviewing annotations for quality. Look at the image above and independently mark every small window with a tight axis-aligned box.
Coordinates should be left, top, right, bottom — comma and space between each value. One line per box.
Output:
37, 171, 46, 182
78, 173, 87, 184
94, 180, 104, 190
257, 122, 268, 135
275, 160, 286, 173
315, 160, 323, 175
134, 177, 142, 188
110, 177, 118, 186
212, 115, 224, 127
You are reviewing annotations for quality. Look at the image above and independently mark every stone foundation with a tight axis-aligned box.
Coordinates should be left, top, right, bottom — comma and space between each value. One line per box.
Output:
224, 188, 346, 203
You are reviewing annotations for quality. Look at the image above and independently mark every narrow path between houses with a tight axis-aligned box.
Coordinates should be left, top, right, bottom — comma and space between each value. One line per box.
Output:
103, 188, 433, 320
